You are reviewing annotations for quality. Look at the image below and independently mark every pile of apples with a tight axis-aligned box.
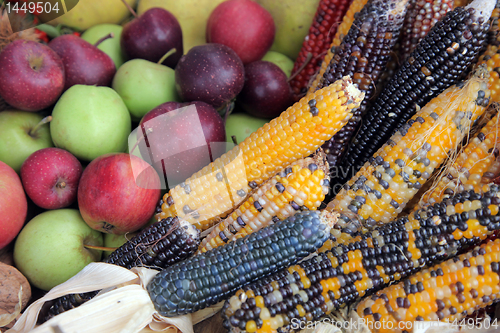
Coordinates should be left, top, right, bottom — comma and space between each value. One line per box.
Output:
0, 0, 299, 296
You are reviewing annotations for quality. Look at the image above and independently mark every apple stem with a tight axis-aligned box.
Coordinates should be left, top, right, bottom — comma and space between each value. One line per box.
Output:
130, 127, 153, 154
288, 52, 313, 82
231, 135, 238, 145
157, 48, 177, 64
83, 244, 118, 252
94, 33, 115, 47
30, 116, 52, 136
120, 0, 138, 18
56, 181, 67, 189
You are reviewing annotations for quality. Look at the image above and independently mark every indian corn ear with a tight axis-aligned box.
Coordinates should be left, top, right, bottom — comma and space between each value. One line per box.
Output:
222, 185, 500, 333
197, 151, 330, 253
357, 238, 500, 330
340, 0, 494, 184
157, 76, 364, 231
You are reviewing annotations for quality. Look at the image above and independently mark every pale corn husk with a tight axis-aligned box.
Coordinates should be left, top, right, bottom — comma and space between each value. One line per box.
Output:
6, 263, 224, 333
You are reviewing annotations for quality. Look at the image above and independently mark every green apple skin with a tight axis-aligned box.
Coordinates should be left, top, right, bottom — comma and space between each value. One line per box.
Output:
225, 113, 268, 144
81, 24, 126, 69
137, 0, 226, 52
39, 0, 138, 31
257, 0, 321, 60
103, 232, 136, 258
50, 85, 131, 162
262, 51, 295, 77
0, 111, 53, 173
13, 209, 103, 291
112, 59, 180, 121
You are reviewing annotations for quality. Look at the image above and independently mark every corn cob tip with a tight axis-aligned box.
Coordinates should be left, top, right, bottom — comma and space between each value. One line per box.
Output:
466, 0, 496, 20
341, 76, 365, 103
319, 210, 340, 230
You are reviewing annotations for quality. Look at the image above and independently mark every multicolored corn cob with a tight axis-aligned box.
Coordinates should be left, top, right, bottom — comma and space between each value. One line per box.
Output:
322, 70, 489, 249
478, 49, 500, 103
44, 217, 200, 321
399, 0, 454, 62
357, 238, 500, 330
414, 109, 500, 209
147, 210, 338, 316
339, 0, 494, 184
308, 0, 370, 94
221, 185, 500, 332
156, 77, 363, 231
289, 0, 353, 100
315, 0, 408, 168
198, 151, 330, 253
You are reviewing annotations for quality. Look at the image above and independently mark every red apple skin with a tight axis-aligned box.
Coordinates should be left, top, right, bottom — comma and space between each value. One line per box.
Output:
20, 148, 83, 210
78, 153, 161, 234
0, 161, 28, 249
0, 40, 65, 112
206, 0, 275, 64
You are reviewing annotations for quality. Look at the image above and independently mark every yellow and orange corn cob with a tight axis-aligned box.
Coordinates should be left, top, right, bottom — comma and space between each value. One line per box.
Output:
320, 70, 490, 251
308, 0, 370, 94
197, 151, 330, 253
358, 238, 500, 332
399, 0, 454, 62
415, 109, 500, 209
289, 0, 353, 101
156, 77, 364, 231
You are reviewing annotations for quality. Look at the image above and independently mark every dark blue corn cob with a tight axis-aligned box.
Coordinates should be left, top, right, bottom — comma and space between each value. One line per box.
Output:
147, 210, 338, 316
338, 0, 494, 185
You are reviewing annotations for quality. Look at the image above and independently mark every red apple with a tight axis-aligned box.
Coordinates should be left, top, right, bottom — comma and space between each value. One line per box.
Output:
138, 101, 226, 187
0, 40, 65, 112
206, 0, 275, 64
78, 153, 161, 234
0, 161, 28, 249
20, 148, 83, 210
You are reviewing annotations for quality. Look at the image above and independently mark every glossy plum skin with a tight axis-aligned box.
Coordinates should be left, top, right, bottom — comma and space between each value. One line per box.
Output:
49, 35, 116, 90
175, 44, 245, 109
121, 8, 183, 69
139, 101, 226, 187
237, 60, 292, 119
206, 0, 275, 64
0, 40, 65, 112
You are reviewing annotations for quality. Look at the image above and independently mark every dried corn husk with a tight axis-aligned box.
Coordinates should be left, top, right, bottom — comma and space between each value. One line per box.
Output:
6, 263, 223, 333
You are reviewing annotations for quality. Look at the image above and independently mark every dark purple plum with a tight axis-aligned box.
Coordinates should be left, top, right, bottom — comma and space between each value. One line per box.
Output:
237, 60, 292, 119
48, 34, 115, 91
138, 101, 226, 187
121, 8, 183, 69
175, 43, 245, 109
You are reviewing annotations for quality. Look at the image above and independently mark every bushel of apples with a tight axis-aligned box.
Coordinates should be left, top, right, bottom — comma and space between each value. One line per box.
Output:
0, 0, 301, 318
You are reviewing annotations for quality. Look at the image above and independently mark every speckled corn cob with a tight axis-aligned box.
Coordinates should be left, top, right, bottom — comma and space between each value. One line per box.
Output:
147, 210, 338, 316
316, 0, 408, 168
156, 77, 364, 231
197, 151, 330, 253
415, 109, 500, 209
322, 70, 489, 248
221, 186, 500, 333
340, 0, 494, 184
308, 0, 370, 94
357, 238, 500, 331
399, 0, 454, 62
289, 0, 353, 100
44, 217, 200, 321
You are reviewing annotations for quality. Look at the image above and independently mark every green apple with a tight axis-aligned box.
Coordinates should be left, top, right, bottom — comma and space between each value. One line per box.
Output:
103, 232, 137, 258
225, 112, 268, 144
262, 51, 295, 77
112, 59, 180, 121
39, 0, 138, 31
257, 0, 321, 60
0, 111, 53, 173
81, 24, 126, 68
13, 209, 103, 291
137, 0, 226, 52
50, 85, 131, 161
